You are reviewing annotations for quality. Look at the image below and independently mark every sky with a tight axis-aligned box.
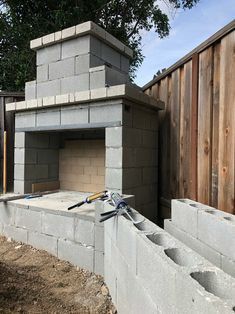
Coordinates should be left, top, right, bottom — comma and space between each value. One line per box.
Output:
134, 0, 235, 87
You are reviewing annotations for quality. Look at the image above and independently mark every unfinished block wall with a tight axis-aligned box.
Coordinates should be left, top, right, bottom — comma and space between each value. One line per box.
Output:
14, 132, 60, 194
59, 139, 105, 192
102, 201, 235, 314
26, 33, 130, 100
165, 199, 235, 278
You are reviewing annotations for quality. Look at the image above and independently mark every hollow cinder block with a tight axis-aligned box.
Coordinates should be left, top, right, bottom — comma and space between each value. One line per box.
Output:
37, 43, 61, 65
164, 219, 221, 268
75, 53, 103, 75
74, 218, 94, 246
15, 111, 36, 129
37, 79, 61, 98
3, 225, 28, 243
60, 106, 89, 125
49, 57, 75, 80
36, 64, 48, 82
61, 36, 90, 59
58, 238, 94, 272
60, 73, 89, 94
198, 209, 235, 260
25, 80, 36, 100
15, 207, 41, 232
36, 109, 60, 127
41, 212, 74, 241
28, 231, 58, 256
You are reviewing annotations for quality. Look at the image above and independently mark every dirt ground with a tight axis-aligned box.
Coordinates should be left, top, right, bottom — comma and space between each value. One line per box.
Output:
0, 236, 116, 314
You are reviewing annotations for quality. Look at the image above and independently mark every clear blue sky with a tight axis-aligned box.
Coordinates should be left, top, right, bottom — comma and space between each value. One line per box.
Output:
134, 0, 235, 87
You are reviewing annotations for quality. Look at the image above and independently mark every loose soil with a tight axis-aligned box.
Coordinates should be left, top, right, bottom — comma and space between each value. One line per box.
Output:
0, 236, 116, 313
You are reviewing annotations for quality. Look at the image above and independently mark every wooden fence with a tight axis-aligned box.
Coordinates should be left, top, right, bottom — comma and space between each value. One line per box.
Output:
143, 20, 235, 218
0, 92, 24, 192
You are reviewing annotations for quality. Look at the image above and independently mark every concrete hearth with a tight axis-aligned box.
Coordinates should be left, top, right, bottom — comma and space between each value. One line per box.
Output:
7, 21, 164, 221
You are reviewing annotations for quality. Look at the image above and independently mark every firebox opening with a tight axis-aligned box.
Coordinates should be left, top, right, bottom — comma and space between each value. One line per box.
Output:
23, 129, 105, 194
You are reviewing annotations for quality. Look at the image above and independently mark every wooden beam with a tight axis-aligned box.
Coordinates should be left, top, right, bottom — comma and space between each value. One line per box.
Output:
3, 131, 7, 194
32, 181, 60, 193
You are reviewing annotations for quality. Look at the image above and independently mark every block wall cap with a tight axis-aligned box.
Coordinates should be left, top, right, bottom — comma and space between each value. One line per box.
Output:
30, 21, 133, 59
6, 85, 164, 113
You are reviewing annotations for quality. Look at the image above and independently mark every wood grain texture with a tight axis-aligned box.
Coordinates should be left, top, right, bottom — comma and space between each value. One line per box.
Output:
197, 47, 213, 204
170, 69, 181, 199
32, 181, 60, 193
218, 32, 235, 213
211, 43, 221, 208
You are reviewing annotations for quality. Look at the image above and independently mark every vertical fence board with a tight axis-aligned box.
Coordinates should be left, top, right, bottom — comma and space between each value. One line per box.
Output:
218, 32, 235, 213
170, 69, 181, 199
211, 43, 221, 208
197, 47, 213, 204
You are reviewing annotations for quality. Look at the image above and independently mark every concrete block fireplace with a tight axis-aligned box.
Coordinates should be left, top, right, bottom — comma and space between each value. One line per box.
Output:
6, 21, 164, 221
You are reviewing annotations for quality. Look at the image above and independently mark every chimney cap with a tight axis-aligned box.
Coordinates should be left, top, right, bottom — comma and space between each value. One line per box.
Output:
30, 21, 133, 58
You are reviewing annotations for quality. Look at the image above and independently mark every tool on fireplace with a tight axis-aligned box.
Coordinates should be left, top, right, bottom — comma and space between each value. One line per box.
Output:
99, 192, 144, 225
67, 190, 108, 210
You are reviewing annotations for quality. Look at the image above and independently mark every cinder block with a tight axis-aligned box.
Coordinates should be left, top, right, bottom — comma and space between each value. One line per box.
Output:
89, 68, 106, 89
90, 103, 122, 123
142, 130, 158, 148
122, 168, 143, 189
25, 149, 37, 164
14, 164, 24, 180
14, 148, 25, 164
121, 55, 130, 73
143, 167, 158, 184
15, 101, 27, 110
164, 219, 221, 268
105, 127, 122, 147
28, 231, 57, 256
90, 36, 102, 57
25, 80, 36, 100
48, 164, 59, 179
0, 203, 15, 225
15, 132, 25, 148
55, 94, 69, 105
198, 209, 235, 260
90, 87, 107, 100
61, 106, 89, 125
3, 225, 27, 243
37, 79, 60, 98
37, 64, 48, 82
41, 212, 74, 240
26, 99, 37, 109
105, 168, 122, 190
171, 199, 199, 238
58, 238, 94, 272
101, 43, 121, 69
55, 30, 62, 41
61, 74, 89, 94
37, 149, 58, 164
75, 53, 103, 75
49, 57, 75, 80
117, 217, 137, 273
36, 43, 61, 65
221, 255, 235, 278
106, 147, 122, 168
36, 109, 60, 127
94, 250, 104, 276
94, 225, 104, 252
25, 133, 49, 149
14, 180, 25, 194
74, 218, 94, 246
15, 207, 41, 232
5, 102, 16, 111
61, 36, 89, 59
15, 111, 36, 129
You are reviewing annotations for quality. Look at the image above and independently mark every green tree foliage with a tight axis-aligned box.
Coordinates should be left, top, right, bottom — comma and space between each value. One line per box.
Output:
0, 0, 200, 91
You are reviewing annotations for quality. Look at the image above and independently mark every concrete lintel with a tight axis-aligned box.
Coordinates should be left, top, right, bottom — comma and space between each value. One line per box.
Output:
30, 21, 133, 58
15, 121, 121, 133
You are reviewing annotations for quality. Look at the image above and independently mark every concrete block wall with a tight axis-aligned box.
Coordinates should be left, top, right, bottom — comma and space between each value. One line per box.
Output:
0, 199, 103, 274
26, 33, 130, 100
103, 201, 235, 314
59, 139, 105, 192
105, 103, 158, 221
165, 199, 235, 278
14, 132, 60, 193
